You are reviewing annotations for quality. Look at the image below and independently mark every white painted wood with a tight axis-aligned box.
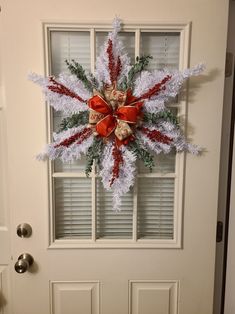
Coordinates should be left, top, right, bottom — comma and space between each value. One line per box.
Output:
0, 0, 229, 313
0, 109, 10, 264
129, 280, 178, 314
51, 281, 100, 314
0, 45, 11, 314
0, 68, 10, 265
0, 266, 12, 314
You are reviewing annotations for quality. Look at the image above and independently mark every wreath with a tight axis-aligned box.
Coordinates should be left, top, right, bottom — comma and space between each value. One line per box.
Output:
29, 18, 203, 211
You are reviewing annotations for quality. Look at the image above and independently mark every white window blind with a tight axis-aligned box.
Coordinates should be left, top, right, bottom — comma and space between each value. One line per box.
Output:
55, 178, 92, 239
51, 31, 91, 74
137, 178, 174, 239
48, 27, 181, 246
140, 32, 180, 70
96, 179, 133, 239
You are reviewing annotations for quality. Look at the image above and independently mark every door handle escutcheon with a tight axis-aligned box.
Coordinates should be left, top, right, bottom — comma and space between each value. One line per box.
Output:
14, 253, 34, 274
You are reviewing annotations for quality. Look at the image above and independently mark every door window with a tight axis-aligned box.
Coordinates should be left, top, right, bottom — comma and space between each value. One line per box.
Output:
45, 24, 186, 248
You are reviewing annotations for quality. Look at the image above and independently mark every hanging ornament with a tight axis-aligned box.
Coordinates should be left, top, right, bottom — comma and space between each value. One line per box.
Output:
29, 17, 204, 211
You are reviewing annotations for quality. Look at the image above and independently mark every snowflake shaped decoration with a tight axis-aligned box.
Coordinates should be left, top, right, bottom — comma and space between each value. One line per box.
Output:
29, 18, 204, 211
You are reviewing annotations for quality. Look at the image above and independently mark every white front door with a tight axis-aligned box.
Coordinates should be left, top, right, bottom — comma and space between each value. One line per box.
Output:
0, 1, 229, 313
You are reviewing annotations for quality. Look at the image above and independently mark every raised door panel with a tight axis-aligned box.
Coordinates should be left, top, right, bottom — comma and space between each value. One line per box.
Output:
51, 281, 100, 314
130, 281, 178, 314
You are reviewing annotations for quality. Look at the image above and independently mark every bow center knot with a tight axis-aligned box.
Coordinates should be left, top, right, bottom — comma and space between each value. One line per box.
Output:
113, 112, 119, 119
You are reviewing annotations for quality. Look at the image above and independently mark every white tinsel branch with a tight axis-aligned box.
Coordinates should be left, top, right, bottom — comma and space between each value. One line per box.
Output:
137, 121, 202, 155
133, 64, 205, 108
37, 126, 94, 162
112, 16, 122, 35
28, 72, 91, 114
100, 142, 136, 211
95, 18, 130, 87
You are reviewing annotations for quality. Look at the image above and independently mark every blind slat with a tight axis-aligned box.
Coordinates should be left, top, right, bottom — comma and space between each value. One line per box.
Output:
140, 32, 180, 70
55, 178, 92, 239
138, 178, 174, 239
96, 179, 133, 239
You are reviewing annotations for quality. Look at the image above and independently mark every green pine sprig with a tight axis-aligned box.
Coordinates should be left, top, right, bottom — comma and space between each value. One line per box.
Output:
129, 140, 154, 171
143, 111, 179, 126
85, 137, 104, 177
65, 59, 96, 91
120, 55, 153, 90
58, 111, 89, 132
88, 72, 99, 90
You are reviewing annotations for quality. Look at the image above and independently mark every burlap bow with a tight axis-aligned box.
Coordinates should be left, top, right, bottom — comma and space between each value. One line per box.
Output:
88, 86, 143, 146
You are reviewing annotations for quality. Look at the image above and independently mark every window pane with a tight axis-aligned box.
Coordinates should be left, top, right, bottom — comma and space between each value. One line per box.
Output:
48, 27, 181, 245
96, 32, 135, 63
96, 179, 133, 239
96, 32, 107, 58
51, 31, 91, 75
140, 32, 180, 70
50, 31, 91, 173
138, 152, 176, 174
119, 32, 135, 63
52, 110, 88, 173
54, 157, 87, 173
137, 178, 174, 239
54, 178, 92, 239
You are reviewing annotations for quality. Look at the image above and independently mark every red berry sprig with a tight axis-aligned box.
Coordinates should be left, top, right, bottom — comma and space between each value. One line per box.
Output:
136, 75, 172, 101
48, 77, 85, 103
107, 39, 122, 84
110, 144, 123, 186
141, 127, 172, 145
55, 127, 92, 148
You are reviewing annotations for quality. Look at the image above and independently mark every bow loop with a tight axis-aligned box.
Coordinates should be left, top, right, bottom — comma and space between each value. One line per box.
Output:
115, 106, 139, 123
88, 95, 112, 114
96, 115, 117, 138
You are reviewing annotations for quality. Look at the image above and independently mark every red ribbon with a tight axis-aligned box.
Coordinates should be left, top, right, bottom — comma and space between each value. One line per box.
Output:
88, 93, 143, 145
96, 115, 117, 137
88, 95, 112, 115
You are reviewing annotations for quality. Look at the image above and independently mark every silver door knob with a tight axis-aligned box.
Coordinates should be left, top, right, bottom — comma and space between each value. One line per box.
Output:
16, 223, 32, 238
14, 253, 34, 274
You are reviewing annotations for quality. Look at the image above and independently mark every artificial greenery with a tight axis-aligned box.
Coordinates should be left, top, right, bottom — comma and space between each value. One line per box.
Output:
129, 140, 154, 171
120, 55, 153, 90
58, 111, 89, 132
88, 72, 99, 90
143, 111, 179, 126
85, 137, 104, 176
65, 59, 94, 91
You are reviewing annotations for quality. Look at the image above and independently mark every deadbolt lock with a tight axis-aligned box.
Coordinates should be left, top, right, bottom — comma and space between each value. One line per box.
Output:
16, 223, 32, 238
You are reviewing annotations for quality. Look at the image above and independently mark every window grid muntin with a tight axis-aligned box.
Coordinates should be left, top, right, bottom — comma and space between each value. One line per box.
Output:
51, 28, 178, 241
45, 23, 187, 247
